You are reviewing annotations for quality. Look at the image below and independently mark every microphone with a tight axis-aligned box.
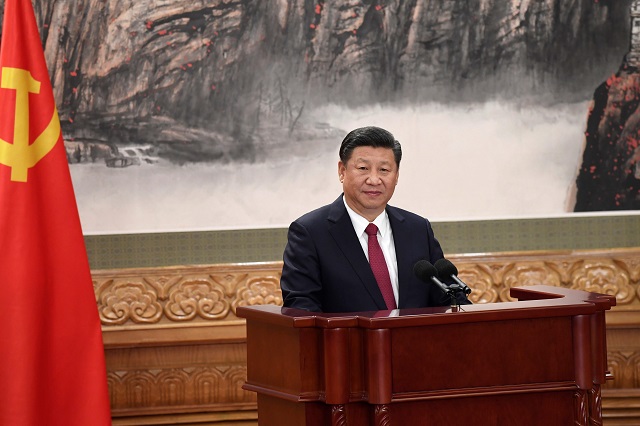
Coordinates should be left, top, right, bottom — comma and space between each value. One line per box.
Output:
434, 258, 472, 295
413, 260, 451, 295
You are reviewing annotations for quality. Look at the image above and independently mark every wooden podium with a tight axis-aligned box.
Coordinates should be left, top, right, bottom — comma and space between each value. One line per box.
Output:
237, 286, 615, 425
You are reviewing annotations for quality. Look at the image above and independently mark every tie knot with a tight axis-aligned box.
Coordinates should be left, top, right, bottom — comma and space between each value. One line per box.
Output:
365, 223, 378, 236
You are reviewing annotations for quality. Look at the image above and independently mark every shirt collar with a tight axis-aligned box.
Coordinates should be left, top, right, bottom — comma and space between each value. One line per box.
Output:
342, 195, 390, 238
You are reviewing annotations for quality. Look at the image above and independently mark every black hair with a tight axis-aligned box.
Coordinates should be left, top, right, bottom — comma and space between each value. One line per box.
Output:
338, 126, 402, 166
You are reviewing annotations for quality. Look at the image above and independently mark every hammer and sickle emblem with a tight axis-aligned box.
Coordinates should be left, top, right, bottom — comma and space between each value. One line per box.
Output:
0, 67, 60, 182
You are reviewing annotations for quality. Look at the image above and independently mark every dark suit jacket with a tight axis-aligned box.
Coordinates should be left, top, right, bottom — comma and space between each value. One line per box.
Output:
280, 195, 465, 313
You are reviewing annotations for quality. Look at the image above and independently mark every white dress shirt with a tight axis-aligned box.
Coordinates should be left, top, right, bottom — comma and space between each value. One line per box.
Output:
343, 196, 399, 305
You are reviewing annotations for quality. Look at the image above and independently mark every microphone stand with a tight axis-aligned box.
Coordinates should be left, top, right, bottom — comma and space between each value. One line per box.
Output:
446, 284, 467, 310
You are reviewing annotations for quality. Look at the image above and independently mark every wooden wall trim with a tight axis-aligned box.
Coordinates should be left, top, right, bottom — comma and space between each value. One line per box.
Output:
93, 247, 640, 424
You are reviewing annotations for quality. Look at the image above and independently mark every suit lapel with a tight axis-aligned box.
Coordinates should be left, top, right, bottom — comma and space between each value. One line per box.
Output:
327, 196, 387, 310
387, 206, 413, 308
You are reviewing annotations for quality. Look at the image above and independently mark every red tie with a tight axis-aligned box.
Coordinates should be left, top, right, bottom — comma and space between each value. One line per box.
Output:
365, 223, 397, 310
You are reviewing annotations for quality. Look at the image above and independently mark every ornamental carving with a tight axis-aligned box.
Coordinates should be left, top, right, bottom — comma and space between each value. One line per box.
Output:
454, 254, 640, 306
501, 262, 563, 302
156, 370, 190, 406
165, 279, 230, 321
97, 280, 163, 325
571, 260, 634, 304
574, 390, 588, 426
121, 371, 156, 408
331, 404, 347, 426
458, 266, 498, 304
605, 351, 640, 389
94, 268, 282, 326
107, 366, 255, 412
621, 257, 640, 282
210, 273, 252, 297
374, 404, 391, 426
93, 249, 640, 327
589, 385, 603, 426
232, 276, 283, 313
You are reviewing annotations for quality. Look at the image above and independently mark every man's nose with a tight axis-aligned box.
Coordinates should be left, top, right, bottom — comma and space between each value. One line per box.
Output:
366, 172, 382, 184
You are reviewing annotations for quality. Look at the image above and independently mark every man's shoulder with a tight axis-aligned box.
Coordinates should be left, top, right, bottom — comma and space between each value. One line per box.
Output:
386, 204, 429, 224
293, 197, 343, 226
296, 204, 331, 223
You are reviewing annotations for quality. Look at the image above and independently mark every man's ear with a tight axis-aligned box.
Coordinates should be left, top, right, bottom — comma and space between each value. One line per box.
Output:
338, 161, 345, 182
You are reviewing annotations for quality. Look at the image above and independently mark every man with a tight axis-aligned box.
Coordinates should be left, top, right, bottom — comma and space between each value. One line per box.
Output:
280, 126, 470, 313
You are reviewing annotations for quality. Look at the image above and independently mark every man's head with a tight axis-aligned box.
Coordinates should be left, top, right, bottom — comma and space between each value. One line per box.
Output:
338, 126, 401, 222
339, 126, 402, 167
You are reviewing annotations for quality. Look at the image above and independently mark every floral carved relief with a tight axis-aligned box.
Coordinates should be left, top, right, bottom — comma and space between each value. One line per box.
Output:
165, 279, 230, 321
501, 262, 563, 302
458, 266, 498, 304
93, 250, 640, 327
571, 260, 634, 304
455, 253, 640, 306
94, 269, 283, 326
616, 256, 640, 283
232, 275, 283, 313
96, 279, 163, 325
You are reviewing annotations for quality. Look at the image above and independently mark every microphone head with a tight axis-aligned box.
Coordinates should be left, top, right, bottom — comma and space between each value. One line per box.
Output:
434, 258, 458, 278
413, 260, 438, 282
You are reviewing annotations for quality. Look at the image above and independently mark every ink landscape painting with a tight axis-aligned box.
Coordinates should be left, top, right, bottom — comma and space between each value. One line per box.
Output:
2, 0, 638, 233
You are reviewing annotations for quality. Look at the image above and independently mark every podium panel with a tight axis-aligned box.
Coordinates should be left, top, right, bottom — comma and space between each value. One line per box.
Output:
238, 285, 614, 425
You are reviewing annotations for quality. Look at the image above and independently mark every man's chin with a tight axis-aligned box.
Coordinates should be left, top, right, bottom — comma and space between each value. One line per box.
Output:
359, 201, 388, 213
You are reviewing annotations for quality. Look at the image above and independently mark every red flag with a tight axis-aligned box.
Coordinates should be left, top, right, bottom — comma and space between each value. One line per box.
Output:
0, 0, 112, 424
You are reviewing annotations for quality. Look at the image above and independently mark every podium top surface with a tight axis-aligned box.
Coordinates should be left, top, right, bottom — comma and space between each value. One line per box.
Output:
237, 285, 615, 329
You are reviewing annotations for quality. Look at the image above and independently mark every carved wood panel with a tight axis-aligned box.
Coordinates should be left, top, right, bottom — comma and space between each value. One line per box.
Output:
92, 248, 640, 424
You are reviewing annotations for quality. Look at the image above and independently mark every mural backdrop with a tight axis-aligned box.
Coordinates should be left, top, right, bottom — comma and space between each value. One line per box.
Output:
0, 0, 638, 234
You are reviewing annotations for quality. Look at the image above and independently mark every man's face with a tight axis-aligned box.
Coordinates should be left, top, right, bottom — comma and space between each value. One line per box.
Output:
338, 146, 399, 221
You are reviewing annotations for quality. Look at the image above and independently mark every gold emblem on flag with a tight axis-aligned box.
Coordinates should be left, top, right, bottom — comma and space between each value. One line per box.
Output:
0, 67, 59, 182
